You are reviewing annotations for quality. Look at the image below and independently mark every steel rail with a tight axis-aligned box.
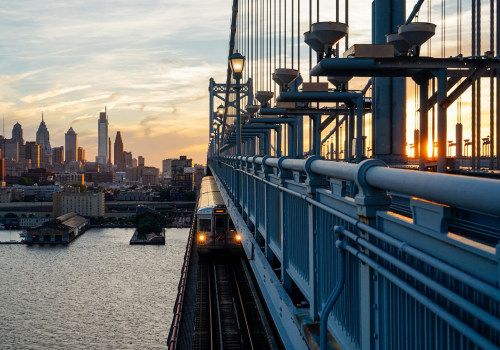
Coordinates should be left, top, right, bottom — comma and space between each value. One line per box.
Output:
231, 264, 255, 349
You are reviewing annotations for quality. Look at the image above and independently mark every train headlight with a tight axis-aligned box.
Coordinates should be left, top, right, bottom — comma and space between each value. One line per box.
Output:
198, 234, 205, 242
235, 234, 241, 241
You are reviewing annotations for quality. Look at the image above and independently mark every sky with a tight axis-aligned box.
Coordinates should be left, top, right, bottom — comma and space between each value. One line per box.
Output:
0, 1, 493, 168
0, 0, 231, 168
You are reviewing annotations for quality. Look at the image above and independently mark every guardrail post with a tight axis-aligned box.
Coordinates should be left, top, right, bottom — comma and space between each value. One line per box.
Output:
353, 159, 391, 349
305, 156, 328, 320
259, 156, 273, 261
278, 156, 293, 292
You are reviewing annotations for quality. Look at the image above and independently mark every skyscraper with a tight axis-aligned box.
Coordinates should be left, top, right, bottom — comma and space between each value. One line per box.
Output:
36, 113, 51, 157
108, 137, 112, 164
52, 146, 64, 164
114, 131, 125, 171
97, 107, 108, 164
65, 127, 77, 162
77, 147, 86, 162
12, 122, 24, 145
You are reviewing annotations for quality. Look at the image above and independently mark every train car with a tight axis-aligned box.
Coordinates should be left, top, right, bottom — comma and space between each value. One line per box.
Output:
196, 176, 241, 252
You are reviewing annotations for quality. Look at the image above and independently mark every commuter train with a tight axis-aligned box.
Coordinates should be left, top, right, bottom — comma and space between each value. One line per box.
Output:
196, 176, 241, 251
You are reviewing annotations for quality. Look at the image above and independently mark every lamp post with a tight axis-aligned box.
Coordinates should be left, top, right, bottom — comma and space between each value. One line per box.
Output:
229, 51, 245, 155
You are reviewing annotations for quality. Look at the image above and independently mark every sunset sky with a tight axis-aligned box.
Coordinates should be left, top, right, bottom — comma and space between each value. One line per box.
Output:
0, 1, 494, 167
0, 0, 231, 167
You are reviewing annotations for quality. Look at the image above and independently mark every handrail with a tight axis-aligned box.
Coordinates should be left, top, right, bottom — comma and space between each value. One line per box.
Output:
221, 155, 500, 217
167, 216, 196, 350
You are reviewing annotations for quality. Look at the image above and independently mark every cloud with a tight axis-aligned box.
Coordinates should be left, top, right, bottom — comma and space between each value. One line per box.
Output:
21, 85, 92, 104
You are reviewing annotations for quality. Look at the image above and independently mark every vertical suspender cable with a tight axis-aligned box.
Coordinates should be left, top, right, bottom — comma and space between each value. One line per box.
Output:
497, 0, 500, 168
472, 0, 476, 168
309, 0, 312, 83
490, 0, 495, 166
298, 0, 300, 73
477, 0, 482, 168
292, 0, 295, 69
285, 0, 287, 68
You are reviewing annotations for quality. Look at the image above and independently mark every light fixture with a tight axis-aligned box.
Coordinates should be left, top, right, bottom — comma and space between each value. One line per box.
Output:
217, 104, 224, 116
198, 234, 205, 242
229, 51, 246, 78
235, 234, 241, 241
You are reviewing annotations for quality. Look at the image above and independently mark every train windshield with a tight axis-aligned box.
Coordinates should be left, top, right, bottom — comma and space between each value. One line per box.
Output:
215, 216, 225, 233
199, 219, 211, 232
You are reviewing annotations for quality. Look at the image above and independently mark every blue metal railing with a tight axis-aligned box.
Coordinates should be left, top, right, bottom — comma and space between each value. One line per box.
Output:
209, 155, 500, 349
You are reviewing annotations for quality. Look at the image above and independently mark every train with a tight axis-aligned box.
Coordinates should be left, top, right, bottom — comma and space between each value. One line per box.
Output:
196, 176, 241, 252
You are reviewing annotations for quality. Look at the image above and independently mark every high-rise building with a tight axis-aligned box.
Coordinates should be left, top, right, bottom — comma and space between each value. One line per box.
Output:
25, 142, 40, 169
12, 122, 24, 145
123, 151, 133, 167
65, 127, 77, 162
97, 107, 109, 164
171, 156, 194, 191
114, 131, 125, 171
138, 156, 145, 167
108, 137, 112, 164
36, 113, 51, 156
52, 146, 64, 164
77, 147, 86, 162
162, 158, 173, 178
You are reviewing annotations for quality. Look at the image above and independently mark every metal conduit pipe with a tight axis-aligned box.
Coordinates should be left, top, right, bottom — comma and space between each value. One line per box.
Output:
343, 244, 499, 350
342, 228, 500, 331
405, 0, 426, 25
365, 166, 500, 217
277, 91, 363, 102
356, 220, 500, 302
320, 232, 346, 350
224, 156, 500, 217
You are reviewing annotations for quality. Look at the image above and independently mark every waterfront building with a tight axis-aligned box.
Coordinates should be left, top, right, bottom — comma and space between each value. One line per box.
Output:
114, 131, 125, 171
97, 108, 109, 164
24, 212, 89, 244
52, 146, 64, 164
65, 127, 77, 162
77, 147, 86, 162
35, 113, 51, 158
53, 191, 105, 217
19, 216, 51, 228
12, 122, 24, 145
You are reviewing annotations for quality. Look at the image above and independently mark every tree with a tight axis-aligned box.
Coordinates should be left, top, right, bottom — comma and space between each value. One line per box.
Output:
5, 213, 18, 218
17, 177, 34, 186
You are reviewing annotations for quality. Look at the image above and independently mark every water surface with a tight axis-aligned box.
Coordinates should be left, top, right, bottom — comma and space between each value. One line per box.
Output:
0, 228, 188, 350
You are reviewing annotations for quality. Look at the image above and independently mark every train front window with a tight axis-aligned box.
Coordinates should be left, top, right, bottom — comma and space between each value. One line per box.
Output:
215, 216, 225, 233
199, 219, 211, 232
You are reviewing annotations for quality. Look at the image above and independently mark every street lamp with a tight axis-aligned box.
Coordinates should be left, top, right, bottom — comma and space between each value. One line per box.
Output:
229, 51, 246, 155
217, 104, 224, 117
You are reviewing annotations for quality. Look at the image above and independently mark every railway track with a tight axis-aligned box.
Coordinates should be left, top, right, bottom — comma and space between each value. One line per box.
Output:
194, 256, 278, 350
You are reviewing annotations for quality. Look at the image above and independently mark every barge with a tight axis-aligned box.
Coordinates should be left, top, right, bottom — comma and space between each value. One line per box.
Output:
24, 212, 90, 245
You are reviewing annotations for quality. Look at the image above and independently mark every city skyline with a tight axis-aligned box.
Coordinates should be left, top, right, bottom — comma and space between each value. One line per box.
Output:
0, 0, 232, 168
0, 114, 169, 168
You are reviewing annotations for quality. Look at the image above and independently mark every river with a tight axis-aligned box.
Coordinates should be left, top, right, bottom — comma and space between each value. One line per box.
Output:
0, 227, 189, 349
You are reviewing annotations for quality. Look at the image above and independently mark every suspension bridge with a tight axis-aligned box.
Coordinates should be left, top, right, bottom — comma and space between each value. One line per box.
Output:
169, 1, 500, 349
